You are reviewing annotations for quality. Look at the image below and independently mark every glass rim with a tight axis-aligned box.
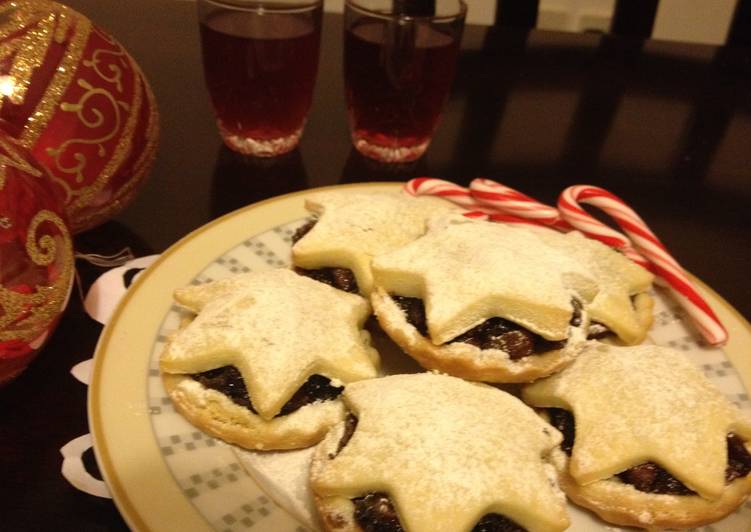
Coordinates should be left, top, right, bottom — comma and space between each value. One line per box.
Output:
199, 0, 322, 13
344, 0, 467, 22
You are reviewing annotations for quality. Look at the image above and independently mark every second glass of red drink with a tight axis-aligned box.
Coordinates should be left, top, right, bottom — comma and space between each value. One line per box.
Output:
198, 0, 323, 157
344, 0, 466, 163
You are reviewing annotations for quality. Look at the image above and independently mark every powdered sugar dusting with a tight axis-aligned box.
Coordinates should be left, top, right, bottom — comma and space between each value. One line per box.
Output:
372, 215, 652, 345
523, 343, 751, 500
292, 191, 457, 295
311, 373, 570, 532
160, 269, 379, 420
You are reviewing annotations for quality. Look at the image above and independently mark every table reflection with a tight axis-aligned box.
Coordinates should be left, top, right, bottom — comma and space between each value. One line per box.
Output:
341, 147, 430, 184
209, 145, 311, 219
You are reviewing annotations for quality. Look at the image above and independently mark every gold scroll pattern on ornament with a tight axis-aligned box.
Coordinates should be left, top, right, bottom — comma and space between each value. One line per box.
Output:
0, 1, 76, 109
0, 210, 73, 344
0, 0, 87, 146
79, 71, 159, 232
47, 78, 130, 185
44, 25, 145, 222
0, 3, 158, 230
82, 28, 126, 93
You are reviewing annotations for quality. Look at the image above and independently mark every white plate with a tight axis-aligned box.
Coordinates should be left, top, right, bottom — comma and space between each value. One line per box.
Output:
89, 182, 751, 532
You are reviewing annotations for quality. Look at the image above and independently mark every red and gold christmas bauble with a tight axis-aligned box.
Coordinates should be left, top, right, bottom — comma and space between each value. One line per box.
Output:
0, 132, 74, 385
0, 0, 159, 233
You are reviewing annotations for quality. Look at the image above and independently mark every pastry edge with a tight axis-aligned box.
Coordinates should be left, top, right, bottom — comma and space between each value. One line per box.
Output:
371, 288, 585, 383
551, 448, 751, 530
624, 291, 655, 345
310, 416, 571, 532
310, 421, 362, 532
162, 373, 347, 451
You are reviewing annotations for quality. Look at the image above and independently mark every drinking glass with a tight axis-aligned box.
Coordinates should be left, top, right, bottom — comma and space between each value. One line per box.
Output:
198, 0, 323, 157
343, 0, 466, 163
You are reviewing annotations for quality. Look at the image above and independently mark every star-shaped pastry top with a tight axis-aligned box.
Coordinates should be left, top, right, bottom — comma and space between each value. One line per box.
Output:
523, 343, 751, 500
371, 215, 653, 345
160, 269, 380, 420
311, 373, 569, 532
532, 228, 653, 344
292, 191, 456, 295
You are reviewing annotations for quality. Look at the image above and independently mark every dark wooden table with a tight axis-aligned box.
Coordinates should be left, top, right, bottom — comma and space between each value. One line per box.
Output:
2, 0, 750, 529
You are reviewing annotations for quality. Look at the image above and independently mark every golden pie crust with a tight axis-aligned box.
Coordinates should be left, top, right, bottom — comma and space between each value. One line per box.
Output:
311, 421, 365, 532
291, 191, 456, 295
159, 269, 380, 451
371, 216, 654, 382
371, 288, 586, 383
310, 373, 570, 532
163, 373, 347, 450
523, 343, 751, 529
550, 447, 751, 529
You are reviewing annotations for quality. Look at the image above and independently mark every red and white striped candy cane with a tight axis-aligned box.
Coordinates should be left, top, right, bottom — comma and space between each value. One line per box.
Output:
469, 178, 572, 232
559, 185, 727, 346
556, 187, 650, 269
405, 177, 494, 220
469, 179, 651, 266
405, 178, 486, 213
405, 178, 557, 226
406, 178, 571, 228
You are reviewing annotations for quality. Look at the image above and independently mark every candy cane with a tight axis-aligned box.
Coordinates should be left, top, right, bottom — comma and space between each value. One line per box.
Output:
407, 177, 726, 344
469, 178, 572, 231
408, 178, 641, 255
405, 177, 520, 223
405, 178, 486, 212
559, 185, 727, 346
470, 178, 651, 268
406, 178, 568, 228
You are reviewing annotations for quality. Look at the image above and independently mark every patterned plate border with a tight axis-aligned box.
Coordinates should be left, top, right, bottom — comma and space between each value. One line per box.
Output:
89, 183, 751, 532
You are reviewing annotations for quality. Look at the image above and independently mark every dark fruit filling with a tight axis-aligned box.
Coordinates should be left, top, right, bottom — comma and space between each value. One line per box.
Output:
330, 414, 359, 459
192, 366, 343, 417
278, 374, 345, 416
295, 266, 359, 293
392, 295, 576, 359
472, 514, 527, 532
291, 219, 359, 293
618, 463, 695, 495
392, 296, 428, 336
193, 365, 253, 410
547, 408, 575, 456
546, 408, 751, 494
726, 433, 751, 482
352, 492, 526, 532
291, 218, 317, 244
453, 318, 564, 359
353, 493, 404, 532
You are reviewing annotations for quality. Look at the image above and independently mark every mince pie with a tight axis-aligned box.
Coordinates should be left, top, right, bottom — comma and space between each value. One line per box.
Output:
522, 343, 751, 529
160, 269, 380, 450
310, 373, 570, 532
370, 215, 653, 383
291, 190, 455, 296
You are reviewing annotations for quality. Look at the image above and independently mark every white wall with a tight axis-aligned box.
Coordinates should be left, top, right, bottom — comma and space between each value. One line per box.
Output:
322, 0, 497, 25
652, 0, 737, 46
187, 0, 741, 45
537, 0, 614, 33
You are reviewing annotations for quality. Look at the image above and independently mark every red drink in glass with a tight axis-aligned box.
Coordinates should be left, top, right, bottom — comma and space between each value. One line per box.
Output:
199, 2, 322, 156
343, 0, 465, 162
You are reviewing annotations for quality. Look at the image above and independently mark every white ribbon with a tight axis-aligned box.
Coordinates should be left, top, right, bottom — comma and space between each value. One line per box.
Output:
83, 254, 160, 325
60, 434, 111, 498
61, 254, 161, 498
